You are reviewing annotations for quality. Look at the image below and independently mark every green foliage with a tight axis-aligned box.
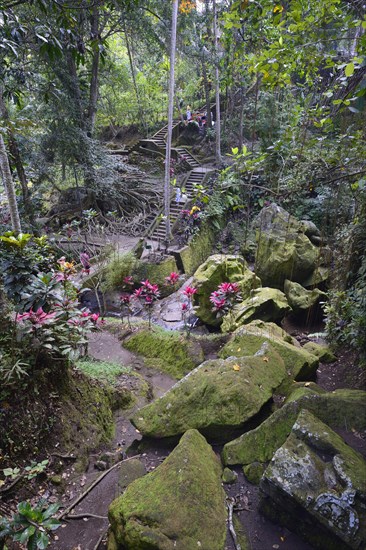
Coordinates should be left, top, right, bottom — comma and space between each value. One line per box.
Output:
0, 500, 60, 550
2, 460, 48, 482
76, 358, 131, 385
102, 251, 137, 291
324, 256, 366, 362
0, 233, 57, 306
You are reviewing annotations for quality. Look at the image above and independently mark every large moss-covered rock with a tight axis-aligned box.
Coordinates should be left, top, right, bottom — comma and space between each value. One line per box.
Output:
260, 409, 366, 550
108, 429, 227, 550
254, 203, 324, 289
192, 254, 261, 326
219, 322, 318, 380
123, 326, 204, 379
222, 388, 366, 468
284, 279, 326, 313
132, 344, 287, 438
303, 341, 336, 363
221, 287, 291, 331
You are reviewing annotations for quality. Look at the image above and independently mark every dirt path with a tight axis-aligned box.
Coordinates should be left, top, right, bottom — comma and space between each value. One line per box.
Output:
49, 331, 176, 550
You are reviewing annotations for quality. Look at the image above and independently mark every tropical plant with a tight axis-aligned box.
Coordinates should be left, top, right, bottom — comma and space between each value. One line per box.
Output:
0, 500, 60, 550
133, 280, 160, 329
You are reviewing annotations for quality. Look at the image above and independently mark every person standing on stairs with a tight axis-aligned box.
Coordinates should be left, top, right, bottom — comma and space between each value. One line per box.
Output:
186, 105, 192, 124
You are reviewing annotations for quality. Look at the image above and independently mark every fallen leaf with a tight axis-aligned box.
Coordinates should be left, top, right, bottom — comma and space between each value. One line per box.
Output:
263, 357, 269, 362
233, 364, 240, 371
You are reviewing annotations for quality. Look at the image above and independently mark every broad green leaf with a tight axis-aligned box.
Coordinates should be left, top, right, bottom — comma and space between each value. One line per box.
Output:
345, 62, 354, 77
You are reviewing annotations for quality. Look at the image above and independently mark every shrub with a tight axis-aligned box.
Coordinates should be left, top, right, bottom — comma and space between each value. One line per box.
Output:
102, 251, 137, 291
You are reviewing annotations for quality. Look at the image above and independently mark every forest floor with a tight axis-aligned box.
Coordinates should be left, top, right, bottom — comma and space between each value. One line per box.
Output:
42, 294, 366, 550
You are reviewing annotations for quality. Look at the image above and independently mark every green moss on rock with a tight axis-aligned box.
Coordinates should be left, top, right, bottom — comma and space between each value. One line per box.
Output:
222, 389, 366, 467
177, 221, 217, 276
123, 326, 204, 379
260, 409, 366, 550
284, 279, 326, 313
243, 462, 266, 485
221, 287, 291, 332
303, 341, 336, 363
192, 254, 261, 326
253, 204, 322, 289
219, 322, 319, 381
132, 256, 179, 297
108, 429, 227, 550
131, 344, 287, 438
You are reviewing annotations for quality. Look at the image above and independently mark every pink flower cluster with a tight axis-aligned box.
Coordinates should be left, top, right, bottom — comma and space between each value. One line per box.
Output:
17, 307, 56, 326
134, 279, 160, 306
210, 282, 241, 313
164, 272, 180, 286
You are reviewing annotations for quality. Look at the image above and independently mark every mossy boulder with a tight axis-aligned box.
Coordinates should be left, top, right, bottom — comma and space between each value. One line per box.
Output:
108, 429, 227, 550
222, 388, 366, 468
284, 279, 326, 313
303, 341, 336, 363
253, 203, 323, 289
260, 409, 366, 550
123, 327, 204, 379
192, 254, 261, 326
131, 344, 287, 438
221, 287, 291, 331
219, 322, 319, 381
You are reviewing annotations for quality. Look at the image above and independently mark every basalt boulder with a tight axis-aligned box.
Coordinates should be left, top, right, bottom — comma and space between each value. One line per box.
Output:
284, 279, 326, 314
192, 254, 261, 326
260, 409, 366, 550
108, 429, 227, 550
132, 344, 287, 438
219, 321, 318, 381
253, 203, 328, 289
222, 388, 366, 469
221, 287, 291, 331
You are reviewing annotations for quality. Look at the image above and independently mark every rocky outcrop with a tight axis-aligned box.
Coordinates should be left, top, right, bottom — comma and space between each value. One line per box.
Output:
284, 279, 326, 313
222, 388, 366, 469
219, 321, 319, 381
221, 287, 291, 331
108, 429, 227, 550
303, 341, 336, 363
192, 254, 261, 326
253, 203, 328, 289
131, 344, 287, 438
260, 409, 366, 550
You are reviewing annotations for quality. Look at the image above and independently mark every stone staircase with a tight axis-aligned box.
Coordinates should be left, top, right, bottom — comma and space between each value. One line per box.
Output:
151, 119, 181, 148
148, 168, 209, 243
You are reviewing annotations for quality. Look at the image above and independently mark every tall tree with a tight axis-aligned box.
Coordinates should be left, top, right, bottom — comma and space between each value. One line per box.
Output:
164, 0, 179, 244
213, 0, 222, 164
0, 134, 22, 234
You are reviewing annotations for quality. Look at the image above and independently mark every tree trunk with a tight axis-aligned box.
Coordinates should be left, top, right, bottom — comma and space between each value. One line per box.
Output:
124, 24, 147, 133
213, 0, 222, 165
201, 58, 212, 128
238, 85, 245, 150
0, 134, 22, 234
86, 5, 100, 136
164, 0, 179, 244
0, 89, 32, 217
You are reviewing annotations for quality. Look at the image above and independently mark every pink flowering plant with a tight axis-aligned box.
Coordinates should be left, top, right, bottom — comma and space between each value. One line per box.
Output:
209, 282, 242, 321
133, 279, 160, 329
181, 285, 197, 338
164, 271, 180, 287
